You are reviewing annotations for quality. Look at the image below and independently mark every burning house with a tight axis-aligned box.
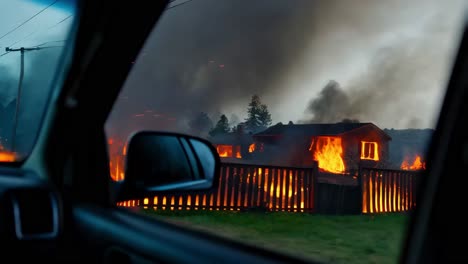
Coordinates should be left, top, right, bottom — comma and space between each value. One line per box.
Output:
251, 122, 391, 174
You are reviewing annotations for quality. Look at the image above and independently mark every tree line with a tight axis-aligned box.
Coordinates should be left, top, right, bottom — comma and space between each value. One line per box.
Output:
189, 95, 272, 137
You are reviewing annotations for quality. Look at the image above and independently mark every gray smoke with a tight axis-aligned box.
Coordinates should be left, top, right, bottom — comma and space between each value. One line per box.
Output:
301, 32, 463, 128
304, 80, 353, 123
296, 0, 466, 129
104, 0, 466, 140
107, 0, 317, 138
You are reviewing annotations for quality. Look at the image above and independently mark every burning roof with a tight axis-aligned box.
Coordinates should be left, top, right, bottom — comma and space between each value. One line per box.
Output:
209, 132, 253, 145
254, 122, 391, 140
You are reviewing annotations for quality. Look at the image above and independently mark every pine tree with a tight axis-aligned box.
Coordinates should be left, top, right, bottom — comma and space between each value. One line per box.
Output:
244, 95, 261, 132
244, 95, 272, 133
209, 114, 230, 136
258, 104, 272, 129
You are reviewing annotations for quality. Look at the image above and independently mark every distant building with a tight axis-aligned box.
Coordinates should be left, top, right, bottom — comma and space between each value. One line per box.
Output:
209, 132, 254, 163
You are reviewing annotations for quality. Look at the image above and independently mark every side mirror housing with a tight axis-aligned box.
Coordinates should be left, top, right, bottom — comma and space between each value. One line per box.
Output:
116, 131, 220, 201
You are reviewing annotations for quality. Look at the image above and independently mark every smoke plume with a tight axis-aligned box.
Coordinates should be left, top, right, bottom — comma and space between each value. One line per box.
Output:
107, 0, 317, 138
295, 0, 466, 128
107, 0, 466, 139
301, 31, 464, 129
304, 80, 353, 123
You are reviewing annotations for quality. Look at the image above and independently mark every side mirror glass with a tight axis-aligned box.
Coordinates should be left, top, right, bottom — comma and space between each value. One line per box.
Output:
116, 131, 220, 201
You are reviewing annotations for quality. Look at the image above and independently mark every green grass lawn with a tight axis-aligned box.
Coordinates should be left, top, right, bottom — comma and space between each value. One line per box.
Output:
142, 210, 408, 264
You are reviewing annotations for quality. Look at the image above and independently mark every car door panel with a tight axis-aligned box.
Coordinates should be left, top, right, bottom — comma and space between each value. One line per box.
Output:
72, 205, 315, 264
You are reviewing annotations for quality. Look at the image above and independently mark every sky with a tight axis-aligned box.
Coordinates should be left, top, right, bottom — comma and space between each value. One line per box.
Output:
0, 0, 74, 106
107, 0, 467, 139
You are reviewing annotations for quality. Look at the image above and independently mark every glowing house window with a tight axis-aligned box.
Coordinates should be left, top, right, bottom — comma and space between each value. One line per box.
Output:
216, 145, 242, 159
248, 143, 255, 153
216, 145, 233, 157
360, 141, 379, 161
235, 146, 242, 158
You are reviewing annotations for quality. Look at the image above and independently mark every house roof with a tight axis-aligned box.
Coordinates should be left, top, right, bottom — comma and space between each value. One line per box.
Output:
254, 122, 391, 140
208, 132, 254, 145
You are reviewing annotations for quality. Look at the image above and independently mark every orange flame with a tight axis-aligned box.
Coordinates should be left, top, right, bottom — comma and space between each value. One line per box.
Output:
0, 151, 16, 162
0, 142, 16, 162
235, 146, 242, 158
310, 136, 345, 174
108, 137, 126, 181
401, 155, 425, 170
248, 143, 255, 153
216, 145, 242, 158
216, 145, 233, 157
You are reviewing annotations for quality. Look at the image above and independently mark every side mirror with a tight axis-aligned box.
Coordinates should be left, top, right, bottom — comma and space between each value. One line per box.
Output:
116, 131, 220, 201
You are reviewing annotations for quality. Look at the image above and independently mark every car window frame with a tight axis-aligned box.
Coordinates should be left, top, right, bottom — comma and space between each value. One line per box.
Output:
4, 1, 466, 263
401, 17, 468, 264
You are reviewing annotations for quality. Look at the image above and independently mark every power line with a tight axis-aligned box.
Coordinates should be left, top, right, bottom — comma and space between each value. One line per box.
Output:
7, 14, 73, 48
33, 40, 67, 47
34, 45, 64, 49
166, 0, 195, 10
0, 51, 11, 58
0, 0, 59, 43
3, 40, 65, 55
49, 14, 73, 30
7, 40, 66, 51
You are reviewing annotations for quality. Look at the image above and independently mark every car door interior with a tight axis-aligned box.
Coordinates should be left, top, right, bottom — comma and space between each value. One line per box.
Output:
10, 0, 466, 263
0, 167, 62, 261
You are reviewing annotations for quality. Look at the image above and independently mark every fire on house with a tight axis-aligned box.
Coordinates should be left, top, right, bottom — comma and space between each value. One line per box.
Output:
209, 132, 253, 162
212, 122, 392, 175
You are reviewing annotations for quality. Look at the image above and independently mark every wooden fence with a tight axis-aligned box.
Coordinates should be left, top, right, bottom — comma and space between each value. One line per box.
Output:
360, 167, 420, 214
117, 164, 421, 215
118, 163, 317, 212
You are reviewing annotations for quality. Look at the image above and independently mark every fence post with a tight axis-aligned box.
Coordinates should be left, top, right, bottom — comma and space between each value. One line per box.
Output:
312, 161, 319, 213
358, 167, 364, 214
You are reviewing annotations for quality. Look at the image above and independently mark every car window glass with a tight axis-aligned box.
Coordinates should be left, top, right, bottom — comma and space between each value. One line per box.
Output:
0, 0, 77, 162
105, 0, 467, 263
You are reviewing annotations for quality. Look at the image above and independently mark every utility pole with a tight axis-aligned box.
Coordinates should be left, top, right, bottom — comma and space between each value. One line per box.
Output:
5, 46, 40, 153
